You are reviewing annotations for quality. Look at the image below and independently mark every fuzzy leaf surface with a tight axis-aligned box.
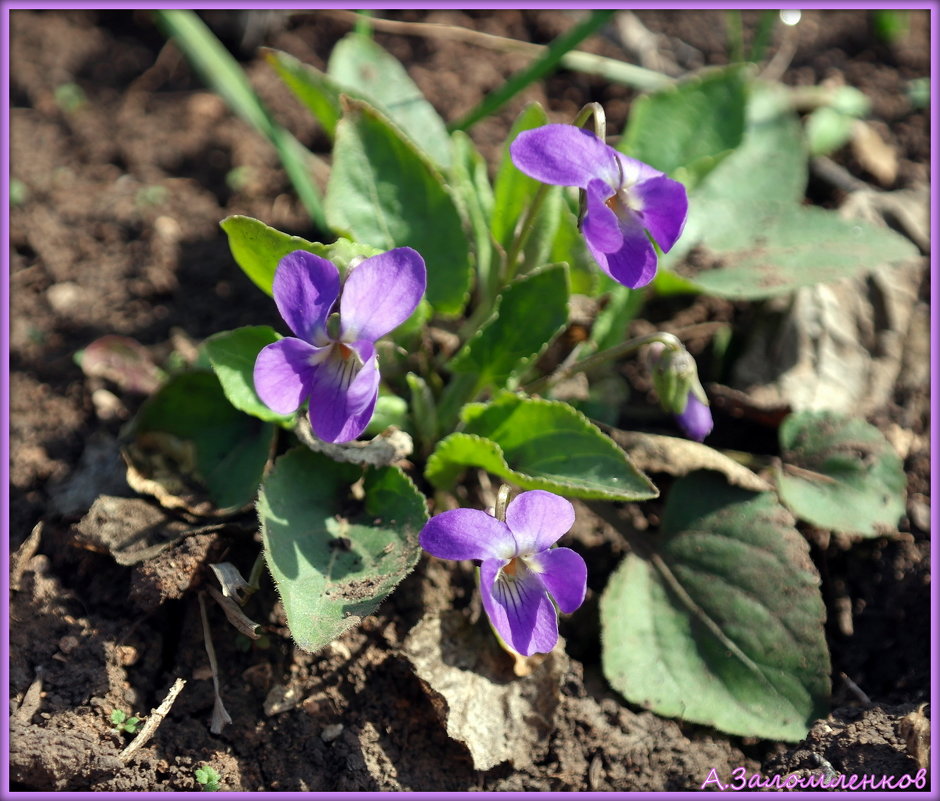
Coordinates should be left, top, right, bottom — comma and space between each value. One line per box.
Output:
426, 393, 657, 501
326, 99, 471, 315
620, 64, 749, 187
327, 33, 452, 167
259, 448, 427, 652
776, 410, 906, 536
601, 471, 830, 741
448, 264, 569, 390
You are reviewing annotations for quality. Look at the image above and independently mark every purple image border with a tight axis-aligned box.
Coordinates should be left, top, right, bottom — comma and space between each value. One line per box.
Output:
1, 1, 936, 799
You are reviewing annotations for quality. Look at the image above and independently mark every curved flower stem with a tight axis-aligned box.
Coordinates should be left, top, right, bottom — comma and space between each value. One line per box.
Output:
524, 331, 683, 396
503, 181, 554, 285
494, 484, 512, 522
247, 551, 266, 594
571, 101, 606, 139
453, 179, 551, 347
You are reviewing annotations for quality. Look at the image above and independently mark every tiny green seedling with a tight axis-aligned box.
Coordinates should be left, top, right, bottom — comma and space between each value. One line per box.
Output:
195, 765, 222, 791
110, 708, 142, 735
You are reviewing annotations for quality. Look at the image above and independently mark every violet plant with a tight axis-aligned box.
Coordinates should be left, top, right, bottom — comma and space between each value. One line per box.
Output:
107, 14, 915, 745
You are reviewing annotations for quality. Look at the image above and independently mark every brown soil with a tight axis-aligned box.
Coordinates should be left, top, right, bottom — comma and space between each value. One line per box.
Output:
8, 9, 931, 791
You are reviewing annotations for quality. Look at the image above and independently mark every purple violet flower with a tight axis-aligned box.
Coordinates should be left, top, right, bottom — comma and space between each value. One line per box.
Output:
254, 248, 426, 443
510, 123, 688, 288
419, 490, 587, 657
675, 391, 714, 442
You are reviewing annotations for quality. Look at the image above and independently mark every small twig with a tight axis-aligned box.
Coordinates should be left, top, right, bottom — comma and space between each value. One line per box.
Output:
839, 671, 872, 705
12, 668, 44, 725
206, 584, 261, 640
11, 521, 43, 592
316, 9, 670, 93
198, 591, 233, 734
811, 155, 869, 194
119, 677, 186, 762
781, 462, 841, 485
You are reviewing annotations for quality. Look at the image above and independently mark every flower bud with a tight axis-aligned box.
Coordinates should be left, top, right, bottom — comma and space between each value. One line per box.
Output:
675, 391, 713, 442
647, 341, 713, 441
647, 342, 696, 415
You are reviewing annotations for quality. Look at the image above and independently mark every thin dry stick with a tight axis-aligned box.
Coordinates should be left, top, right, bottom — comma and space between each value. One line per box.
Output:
315, 9, 670, 91
119, 677, 186, 762
11, 520, 43, 592
840, 671, 872, 705
199, 590, 233, 734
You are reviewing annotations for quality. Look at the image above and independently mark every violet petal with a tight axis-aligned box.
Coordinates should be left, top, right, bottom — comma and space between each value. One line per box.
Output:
632, 174, 689, 254
480, 558, 559, 656
530, 547, 587, 614
419, 510, 516, 561
582, 178, 623, 253
253, 337, 321, 415
588, 215, 658, 289
339, 247, 427, 342
504, 490, 576, 555
307, 341, 380, 443
676, 393, 714, 442
272, 251, 340, 343
510, 124, 619, 189
615, 152, 668, 187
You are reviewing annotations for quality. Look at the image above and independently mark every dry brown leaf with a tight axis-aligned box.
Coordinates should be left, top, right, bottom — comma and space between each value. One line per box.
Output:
295, 418, 413, 467
606, 429, 771, 493
73, 495, 191, 565
851, 119, 898, 185
401, 610, 567, 771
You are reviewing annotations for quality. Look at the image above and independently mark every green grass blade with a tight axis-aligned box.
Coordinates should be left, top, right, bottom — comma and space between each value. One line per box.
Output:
152, 10, 329, 233
449, 10, 616, 132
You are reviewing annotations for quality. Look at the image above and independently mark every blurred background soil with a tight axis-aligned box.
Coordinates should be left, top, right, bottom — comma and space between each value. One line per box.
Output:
7, 9, 931, 791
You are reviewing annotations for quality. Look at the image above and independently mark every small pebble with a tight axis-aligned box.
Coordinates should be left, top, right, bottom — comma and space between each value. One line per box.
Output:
47, 282, 86, 314
320, 723, 344, 742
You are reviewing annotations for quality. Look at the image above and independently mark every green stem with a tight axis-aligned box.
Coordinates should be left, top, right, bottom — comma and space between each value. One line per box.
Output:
453, 180, 551, 349
524, 331, 682, 396
725, 10, 744, 64
502, 182, 553, 284
435, 372, 484, 437
354, 10, 374, 38
247, 550, 266, 594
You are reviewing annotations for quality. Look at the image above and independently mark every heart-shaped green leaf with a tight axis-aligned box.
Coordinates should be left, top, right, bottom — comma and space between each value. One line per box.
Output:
259, 448, 428, 653
327, 33, 452, 168
776, 410, 907, 536
326, 98, 472, 316
661, 84, 919, 299
203, 326, 293, 425
600, 471, 830, 741
426, 393, 657, 501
